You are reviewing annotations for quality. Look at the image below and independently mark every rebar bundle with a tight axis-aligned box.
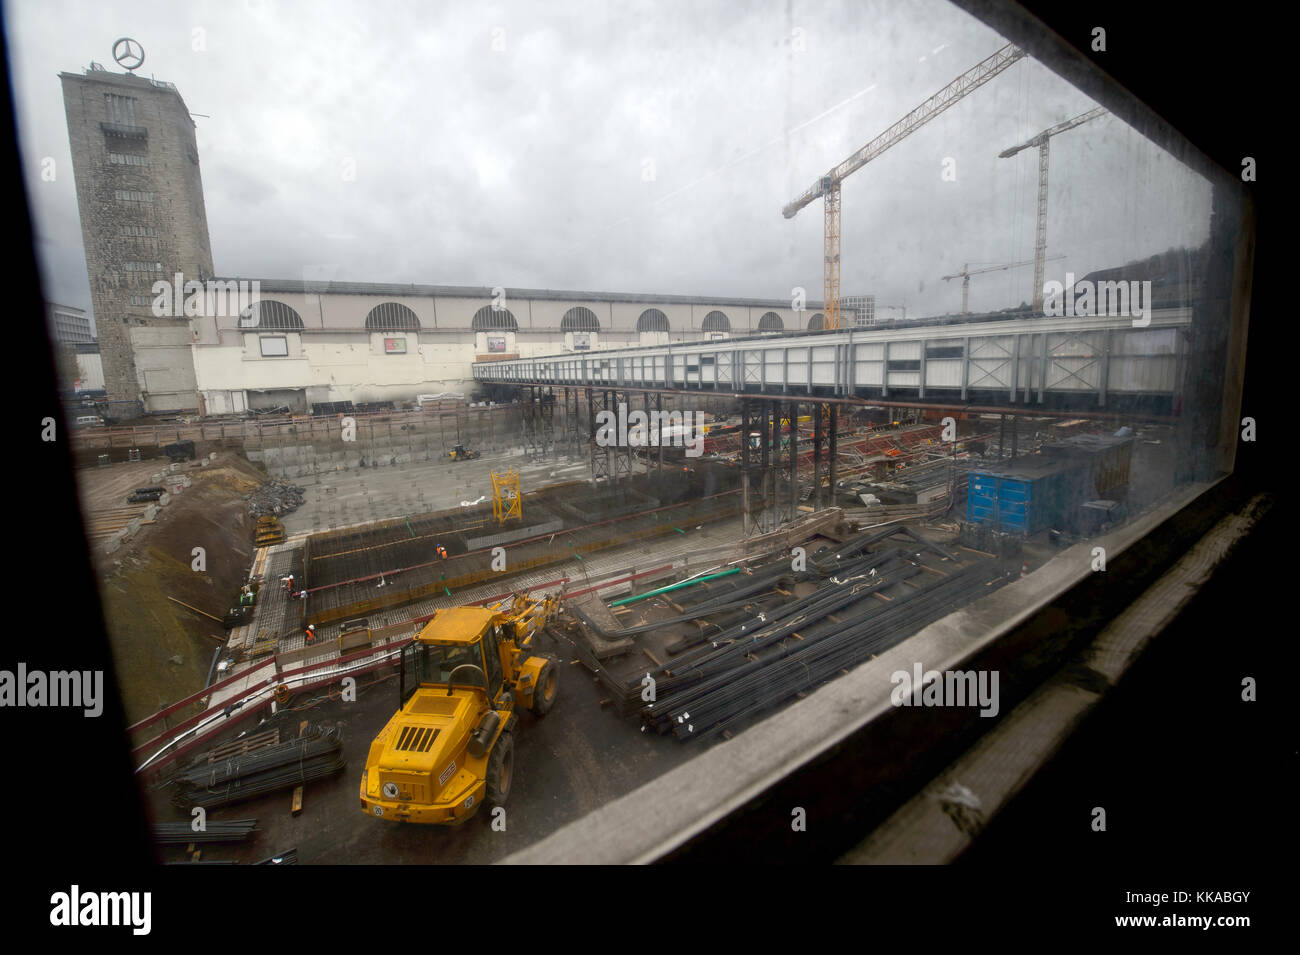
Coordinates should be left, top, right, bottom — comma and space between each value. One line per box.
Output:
152, 819, 260, 845
579, 525, 1010, 739
644, 561, 1006, 739
167, 723, 345, 810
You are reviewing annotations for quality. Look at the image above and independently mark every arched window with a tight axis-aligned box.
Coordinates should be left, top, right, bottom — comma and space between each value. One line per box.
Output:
636, 308, 670, 333
240, 300, 304, 330
701, 310, 730, 333
807, 312, 825, 331
471, 306, 518, 331
757, 311, 783, 332
561, 307, 601, 332
365, 302, 421, 331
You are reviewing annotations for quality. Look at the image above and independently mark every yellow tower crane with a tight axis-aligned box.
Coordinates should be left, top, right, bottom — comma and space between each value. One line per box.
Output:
783, 43, 1027, 330
998, 106, 1107, 313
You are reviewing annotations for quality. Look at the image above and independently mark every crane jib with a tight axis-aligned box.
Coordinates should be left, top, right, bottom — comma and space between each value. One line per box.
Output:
783, 44, 1026, 219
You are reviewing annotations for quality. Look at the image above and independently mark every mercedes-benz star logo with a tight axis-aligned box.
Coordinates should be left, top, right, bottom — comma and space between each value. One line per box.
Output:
112, 37, 145, 72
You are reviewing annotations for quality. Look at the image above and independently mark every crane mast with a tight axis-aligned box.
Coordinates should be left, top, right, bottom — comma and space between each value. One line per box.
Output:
998, 106, 1107, 312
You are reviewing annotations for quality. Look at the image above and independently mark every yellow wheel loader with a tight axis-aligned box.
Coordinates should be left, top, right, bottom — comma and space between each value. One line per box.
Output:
360, 592, 561, 824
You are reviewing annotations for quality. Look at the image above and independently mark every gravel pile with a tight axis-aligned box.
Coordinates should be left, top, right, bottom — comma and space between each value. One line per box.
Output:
247, 480, 306, 518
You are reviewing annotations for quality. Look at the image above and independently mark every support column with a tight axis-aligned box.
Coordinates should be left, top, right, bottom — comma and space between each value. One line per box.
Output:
813, 404, 824, 509
656, 393, 664, 472
613, 390, 633, 483
764, 400, 774, 522
828, 405, 838, 504
587, 387, 607, 484
788, 402, 798, 521
760, 400, 771, 525
741, 399, 752, 534
643, 391, 652, 475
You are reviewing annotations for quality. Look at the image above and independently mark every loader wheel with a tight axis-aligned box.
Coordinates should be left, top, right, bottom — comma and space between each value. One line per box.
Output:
486, 730, 514, 807
529, 658, 559, 717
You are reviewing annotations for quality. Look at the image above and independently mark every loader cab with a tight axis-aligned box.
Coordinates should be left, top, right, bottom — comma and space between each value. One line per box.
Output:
399, 610, 506, 708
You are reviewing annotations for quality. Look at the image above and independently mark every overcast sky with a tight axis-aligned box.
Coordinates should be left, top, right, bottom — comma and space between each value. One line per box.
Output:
8, 0, 1211, 331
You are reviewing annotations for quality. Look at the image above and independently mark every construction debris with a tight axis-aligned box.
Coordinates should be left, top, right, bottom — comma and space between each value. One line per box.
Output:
247, 480, 306, 519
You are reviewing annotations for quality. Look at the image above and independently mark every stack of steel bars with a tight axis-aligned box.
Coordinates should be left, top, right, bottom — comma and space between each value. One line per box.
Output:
645, 560, 1006, 740
152, 819, 259, 845
593, 525, 1008, 740
166, 724, 346, 810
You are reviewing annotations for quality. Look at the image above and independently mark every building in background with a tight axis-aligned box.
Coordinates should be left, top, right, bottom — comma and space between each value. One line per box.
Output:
189, 280, 815, 415
45, 301, 93, 343
842, 295, 877, 327
60, 61, 214, 412
57, 57, 817, 417
73, 342, 105, 392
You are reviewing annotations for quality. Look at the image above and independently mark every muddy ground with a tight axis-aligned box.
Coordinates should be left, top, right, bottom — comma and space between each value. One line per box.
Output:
79, 452, 270, 725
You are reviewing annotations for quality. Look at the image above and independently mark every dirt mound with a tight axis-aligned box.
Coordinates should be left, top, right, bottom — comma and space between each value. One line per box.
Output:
94, 452, 268, 724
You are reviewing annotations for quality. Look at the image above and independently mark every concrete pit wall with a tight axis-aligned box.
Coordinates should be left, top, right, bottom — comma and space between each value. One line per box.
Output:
247, 394, 738, 480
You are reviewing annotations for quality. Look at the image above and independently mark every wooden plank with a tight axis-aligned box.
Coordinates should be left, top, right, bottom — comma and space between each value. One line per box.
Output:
291, 786, 303, 815
167, 595, 223, 623
207, 726, 280, 762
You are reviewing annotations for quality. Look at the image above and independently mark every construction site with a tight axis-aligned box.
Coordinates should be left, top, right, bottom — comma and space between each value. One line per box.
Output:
27, 4, 1261, 876
81, 368, 1182, 865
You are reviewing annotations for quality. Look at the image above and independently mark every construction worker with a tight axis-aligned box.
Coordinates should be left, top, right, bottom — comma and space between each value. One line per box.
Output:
436, 545, 448, 560
305, 624, 316, 645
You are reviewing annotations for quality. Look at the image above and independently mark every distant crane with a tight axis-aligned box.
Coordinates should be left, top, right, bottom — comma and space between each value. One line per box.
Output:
998, 106, 1107, 313
942, 255, 1065, 315
783, 43, 1026, 331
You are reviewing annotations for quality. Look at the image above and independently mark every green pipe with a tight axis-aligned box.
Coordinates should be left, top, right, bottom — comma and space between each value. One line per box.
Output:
610, 567, 741, 607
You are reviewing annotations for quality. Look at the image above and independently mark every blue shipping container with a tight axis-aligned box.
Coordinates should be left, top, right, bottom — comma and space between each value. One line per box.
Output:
967, 459, 1082, 536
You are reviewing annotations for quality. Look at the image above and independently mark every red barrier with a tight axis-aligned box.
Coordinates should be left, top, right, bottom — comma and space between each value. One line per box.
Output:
132, 560, 684, 773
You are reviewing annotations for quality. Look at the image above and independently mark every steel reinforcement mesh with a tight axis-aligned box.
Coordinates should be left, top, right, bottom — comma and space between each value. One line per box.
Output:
304, 470, 740, 625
